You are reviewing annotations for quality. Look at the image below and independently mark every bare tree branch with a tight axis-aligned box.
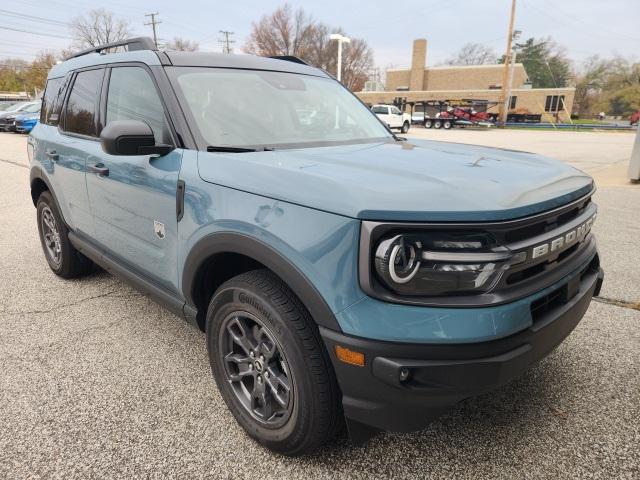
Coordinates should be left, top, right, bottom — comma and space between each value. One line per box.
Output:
243, 3, 373, 91
445, 43, 497, 66
70, 8, 132, 50
165, 37, 199, 51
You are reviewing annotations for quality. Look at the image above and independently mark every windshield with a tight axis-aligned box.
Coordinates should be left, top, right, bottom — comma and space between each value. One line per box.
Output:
6, 102, 28, 112
22, 103, 41, 113
168, 67, 391, 149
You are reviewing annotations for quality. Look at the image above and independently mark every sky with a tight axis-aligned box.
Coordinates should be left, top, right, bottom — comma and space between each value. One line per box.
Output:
2, 0, 639, 70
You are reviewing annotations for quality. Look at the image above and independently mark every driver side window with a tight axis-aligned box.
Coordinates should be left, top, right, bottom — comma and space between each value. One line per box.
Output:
106, 67, 171, 144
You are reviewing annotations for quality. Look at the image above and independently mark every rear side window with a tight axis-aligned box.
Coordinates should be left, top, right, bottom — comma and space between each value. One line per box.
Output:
40, 77, 65, 125
372, 106, 388, 114
106, 67, 170, 144
63, 69, 103, 137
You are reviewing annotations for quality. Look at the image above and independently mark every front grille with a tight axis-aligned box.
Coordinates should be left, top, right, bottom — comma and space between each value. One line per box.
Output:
530, 286, 565, 321
504, 197, 590, 244
530, 254, 599, 321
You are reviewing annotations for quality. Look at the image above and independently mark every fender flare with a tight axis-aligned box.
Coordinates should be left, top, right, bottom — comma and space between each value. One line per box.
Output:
182, 232, 343, 332
30, 165, 59, 208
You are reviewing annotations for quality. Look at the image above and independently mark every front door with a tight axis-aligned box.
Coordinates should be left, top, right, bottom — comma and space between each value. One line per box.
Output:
85, 65, 183, 293
389, 106, 403, 128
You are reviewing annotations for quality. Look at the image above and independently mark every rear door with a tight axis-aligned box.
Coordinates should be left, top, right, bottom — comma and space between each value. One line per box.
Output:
85, 64, 183, 293
51, 68, 106, 236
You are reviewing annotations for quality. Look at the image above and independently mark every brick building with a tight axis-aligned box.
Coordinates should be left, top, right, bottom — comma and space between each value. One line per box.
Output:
357, 39, 575, 122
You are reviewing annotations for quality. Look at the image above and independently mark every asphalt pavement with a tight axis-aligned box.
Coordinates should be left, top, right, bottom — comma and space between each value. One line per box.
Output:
0, 131, 638, 479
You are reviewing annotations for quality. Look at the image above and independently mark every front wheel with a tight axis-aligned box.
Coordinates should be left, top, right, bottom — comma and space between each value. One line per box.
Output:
206, 269, 341, 456
401, 121, 410, 133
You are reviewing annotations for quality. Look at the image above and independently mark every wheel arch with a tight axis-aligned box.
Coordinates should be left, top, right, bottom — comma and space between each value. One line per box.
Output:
29, 166, 53, 206
182, 232, 343, 333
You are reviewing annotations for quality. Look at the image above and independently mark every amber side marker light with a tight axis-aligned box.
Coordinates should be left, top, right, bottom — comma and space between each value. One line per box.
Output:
335, 345, 365, 367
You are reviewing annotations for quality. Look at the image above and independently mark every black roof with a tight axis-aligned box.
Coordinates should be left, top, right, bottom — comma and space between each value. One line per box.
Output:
164, 51, 328, 77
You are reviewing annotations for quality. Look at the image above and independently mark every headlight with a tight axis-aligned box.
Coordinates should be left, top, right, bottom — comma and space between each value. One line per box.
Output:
374, 232, 516, 296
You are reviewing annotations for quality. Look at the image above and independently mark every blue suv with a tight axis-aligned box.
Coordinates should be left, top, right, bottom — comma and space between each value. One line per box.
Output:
29, 37, 604, 455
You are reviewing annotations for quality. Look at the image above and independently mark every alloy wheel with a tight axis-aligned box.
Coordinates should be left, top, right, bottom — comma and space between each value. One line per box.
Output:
220, 312, 293, 428
41, 205, 62, 267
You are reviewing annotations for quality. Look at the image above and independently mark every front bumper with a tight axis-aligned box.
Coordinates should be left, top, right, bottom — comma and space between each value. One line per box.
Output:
321, 260, 603, 434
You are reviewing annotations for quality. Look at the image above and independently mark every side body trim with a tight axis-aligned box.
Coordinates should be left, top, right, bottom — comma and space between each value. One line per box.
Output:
68, 231, 197, 327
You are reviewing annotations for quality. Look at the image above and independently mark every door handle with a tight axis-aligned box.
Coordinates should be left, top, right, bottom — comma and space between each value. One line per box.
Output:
45, 149, 59, 161
88, 163, 109, 176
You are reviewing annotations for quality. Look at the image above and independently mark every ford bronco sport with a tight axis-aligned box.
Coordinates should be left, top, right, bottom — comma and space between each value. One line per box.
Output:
29, 37, 604, 456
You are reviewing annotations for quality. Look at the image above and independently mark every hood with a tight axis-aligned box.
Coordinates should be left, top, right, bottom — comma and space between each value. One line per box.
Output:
197, 139, 593, 222
16, 113, 39, 120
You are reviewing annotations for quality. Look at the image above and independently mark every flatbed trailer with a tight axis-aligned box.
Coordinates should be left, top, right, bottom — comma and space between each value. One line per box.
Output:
403, 99, 498, 129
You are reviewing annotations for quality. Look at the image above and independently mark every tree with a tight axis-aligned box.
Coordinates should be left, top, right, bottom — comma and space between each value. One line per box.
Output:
0, 59, 28, 92
502, 37, 571, 88
24, 52, 58, 95
165, 37, 199, 52
70, 8, 132, 50
594, 58, 640, 116
573, 56, 611, 116
445, 43, 497, 65
244, 3, 373, 91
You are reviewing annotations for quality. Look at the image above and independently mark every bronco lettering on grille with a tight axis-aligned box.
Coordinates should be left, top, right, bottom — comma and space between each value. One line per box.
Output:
531, 214, 596, 259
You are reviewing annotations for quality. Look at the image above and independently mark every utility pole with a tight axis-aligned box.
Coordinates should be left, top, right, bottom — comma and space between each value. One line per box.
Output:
502, 30, 521, 123
218, 31, 235, 54
145, 12, 161, 48
497, 0, 517, 127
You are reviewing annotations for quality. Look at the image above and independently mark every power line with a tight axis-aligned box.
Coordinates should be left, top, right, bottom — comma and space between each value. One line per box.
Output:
0, 25, 71, 39
0, 8, 69, 27
144, 12, 162, 48
218, 31, 235, 54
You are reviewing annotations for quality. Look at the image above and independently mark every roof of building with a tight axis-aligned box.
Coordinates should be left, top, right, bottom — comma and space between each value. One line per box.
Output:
386, 63, 526, 72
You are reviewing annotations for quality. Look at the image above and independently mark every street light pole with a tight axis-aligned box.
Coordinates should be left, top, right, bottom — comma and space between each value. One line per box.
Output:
329, 34, 351, 82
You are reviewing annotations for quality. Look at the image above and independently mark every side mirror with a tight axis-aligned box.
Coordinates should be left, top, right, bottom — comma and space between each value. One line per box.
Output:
100, 120, 174, 156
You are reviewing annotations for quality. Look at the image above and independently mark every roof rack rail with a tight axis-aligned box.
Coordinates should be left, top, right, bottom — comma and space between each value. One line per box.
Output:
65, 37, 156, 61
269, 55, 309, 66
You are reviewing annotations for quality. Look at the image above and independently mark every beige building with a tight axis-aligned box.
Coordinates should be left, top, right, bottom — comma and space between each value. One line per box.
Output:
358, 39, 575, 122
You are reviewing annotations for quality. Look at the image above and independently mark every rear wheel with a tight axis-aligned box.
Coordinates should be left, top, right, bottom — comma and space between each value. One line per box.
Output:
424, 119, 433, 128
443, 120, 453, 129
401, 121, 410, 133
36, 191, 92, 278
206, 269, 341, 456
433, 120, 442, 129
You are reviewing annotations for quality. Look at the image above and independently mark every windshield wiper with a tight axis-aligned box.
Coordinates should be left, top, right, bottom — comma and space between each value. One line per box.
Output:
206, 146, 273, 153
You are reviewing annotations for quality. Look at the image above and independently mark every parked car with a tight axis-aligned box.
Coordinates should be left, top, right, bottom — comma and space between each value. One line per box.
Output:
371, 104, 412, 132
29, 37, 603, 456
0, 101, 22, 112
15, 111, 40, 133
0, 101, 40, 132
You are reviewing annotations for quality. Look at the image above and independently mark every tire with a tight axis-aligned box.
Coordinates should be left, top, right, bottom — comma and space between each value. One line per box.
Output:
433, 120, 442, 129
206, 269, 341, 456
424, 119, 433, 128
36, 191, 93, 278
401, 121, 410, 133
443, 120, 453, 129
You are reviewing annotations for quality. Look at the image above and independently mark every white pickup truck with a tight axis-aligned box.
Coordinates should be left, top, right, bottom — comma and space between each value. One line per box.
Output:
371, 104, 411, 133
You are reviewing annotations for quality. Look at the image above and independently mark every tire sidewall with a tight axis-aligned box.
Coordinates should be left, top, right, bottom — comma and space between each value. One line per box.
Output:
207, 283, 317, 448
36, 191, 67, 275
